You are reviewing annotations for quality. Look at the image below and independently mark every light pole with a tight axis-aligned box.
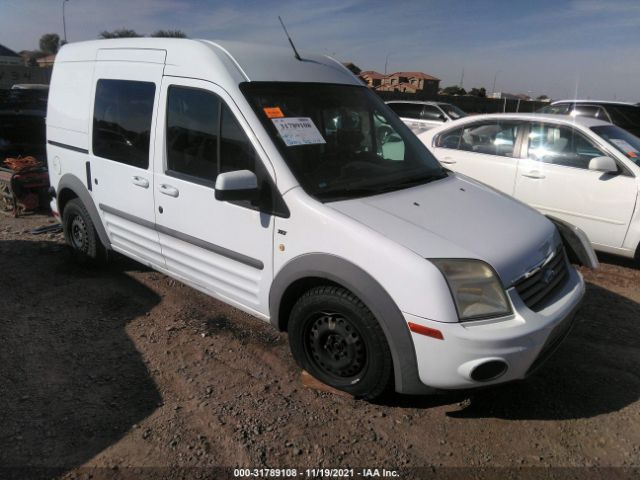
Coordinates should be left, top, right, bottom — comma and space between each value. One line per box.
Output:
491, 70, 500, 95
62, 0, 69, 44
384, 52, 391, 75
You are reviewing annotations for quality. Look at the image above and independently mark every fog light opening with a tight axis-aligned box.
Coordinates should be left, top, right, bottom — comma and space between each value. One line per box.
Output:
470, 360, 508, 382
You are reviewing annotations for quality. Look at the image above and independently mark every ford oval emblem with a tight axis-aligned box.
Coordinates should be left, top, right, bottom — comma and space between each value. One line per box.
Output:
542, 268, 556, 285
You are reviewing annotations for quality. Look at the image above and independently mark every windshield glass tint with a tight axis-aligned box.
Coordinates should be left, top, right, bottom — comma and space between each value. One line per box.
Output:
241, 83, 445, 201
591, 125, 640, 165
440, 104, 466, 119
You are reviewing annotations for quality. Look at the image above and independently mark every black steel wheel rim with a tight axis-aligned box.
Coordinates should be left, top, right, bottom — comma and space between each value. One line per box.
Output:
303, 311, 367, 380
70, 214, 88, 252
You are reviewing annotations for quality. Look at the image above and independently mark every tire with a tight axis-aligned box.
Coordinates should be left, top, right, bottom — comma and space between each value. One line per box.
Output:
288, 286, 393, 400
62, 198, 108, 265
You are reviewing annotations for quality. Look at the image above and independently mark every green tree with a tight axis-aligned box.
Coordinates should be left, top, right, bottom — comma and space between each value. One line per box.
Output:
468, 87, 487, 97
441, 85, 466, 96
39, 33, 60, 55
99, 29, 143, 39
536, 94, 550, 101
150, 29, 187, 38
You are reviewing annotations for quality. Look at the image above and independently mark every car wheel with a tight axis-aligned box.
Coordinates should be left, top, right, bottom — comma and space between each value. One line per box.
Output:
62, 198, 108, 265
288, 286, 393, 399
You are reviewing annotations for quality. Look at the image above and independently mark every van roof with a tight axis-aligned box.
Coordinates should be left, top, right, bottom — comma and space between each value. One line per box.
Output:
54, 38, 360, 86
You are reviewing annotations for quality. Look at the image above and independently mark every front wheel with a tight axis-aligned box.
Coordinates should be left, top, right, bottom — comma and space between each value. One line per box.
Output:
288, 286, 393, 400
62, 198, 108, 265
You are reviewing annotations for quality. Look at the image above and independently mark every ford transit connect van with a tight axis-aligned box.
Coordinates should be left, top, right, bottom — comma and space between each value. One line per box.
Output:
47, 39, 587, 399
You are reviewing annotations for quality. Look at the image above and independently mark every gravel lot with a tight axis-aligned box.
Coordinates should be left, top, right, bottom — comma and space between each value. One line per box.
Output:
1, 212, 639, 480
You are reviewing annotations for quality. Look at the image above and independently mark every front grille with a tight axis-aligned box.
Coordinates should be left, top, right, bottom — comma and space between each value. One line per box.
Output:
514, 246, 569, 311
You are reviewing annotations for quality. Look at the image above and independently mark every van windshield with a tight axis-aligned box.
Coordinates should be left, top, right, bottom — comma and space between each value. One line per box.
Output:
241, 82, 446, 201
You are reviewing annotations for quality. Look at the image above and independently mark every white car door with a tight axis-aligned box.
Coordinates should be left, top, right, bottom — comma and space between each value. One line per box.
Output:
152, 77, 276, 317
89, 50, 165, 267
514, 121, 637, 248
430, 119, 524, 195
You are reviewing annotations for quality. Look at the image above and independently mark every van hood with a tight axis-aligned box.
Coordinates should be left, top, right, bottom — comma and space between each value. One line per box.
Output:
329, 173, 559, 287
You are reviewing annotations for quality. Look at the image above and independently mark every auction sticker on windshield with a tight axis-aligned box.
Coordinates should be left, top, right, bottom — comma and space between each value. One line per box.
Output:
272, 117, 326, 146
610, 139, 639, 158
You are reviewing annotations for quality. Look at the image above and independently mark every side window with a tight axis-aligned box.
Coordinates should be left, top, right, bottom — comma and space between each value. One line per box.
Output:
435, 128, 463, 149
388, 103, 422, 119
166, 86, 220, 182
373, 111, 405, 161
457, 120, 521, 157
166, 86, 258, 183
422, 105, 444, 121
93, 79, 155, 168
220, 104, 258, 174
526, 123, 606, 169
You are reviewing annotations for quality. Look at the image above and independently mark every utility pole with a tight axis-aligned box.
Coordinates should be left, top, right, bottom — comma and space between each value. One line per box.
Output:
62, 0, 69, 43
384, 53, 391, 75
459, 67, 464, 88
491, 70, 499, 95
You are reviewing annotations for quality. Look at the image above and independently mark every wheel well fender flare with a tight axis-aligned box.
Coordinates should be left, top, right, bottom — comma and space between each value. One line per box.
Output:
269, 253, 430, 394
546, 215, 599, 269
57, 174, 110, 249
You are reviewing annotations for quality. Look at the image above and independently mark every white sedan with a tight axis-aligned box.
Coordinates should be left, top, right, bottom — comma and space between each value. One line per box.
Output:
419, 113, 640, 261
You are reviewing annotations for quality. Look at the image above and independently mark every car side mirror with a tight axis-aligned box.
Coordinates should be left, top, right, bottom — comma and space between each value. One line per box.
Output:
214, 169, 258, 201
588, 156, 618, 174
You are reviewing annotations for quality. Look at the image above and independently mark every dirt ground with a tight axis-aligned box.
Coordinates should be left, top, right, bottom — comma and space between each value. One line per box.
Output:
1, 212, 639, 480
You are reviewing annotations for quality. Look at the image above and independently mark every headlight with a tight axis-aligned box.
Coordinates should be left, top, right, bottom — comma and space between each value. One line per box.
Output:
430, 259, 512, 321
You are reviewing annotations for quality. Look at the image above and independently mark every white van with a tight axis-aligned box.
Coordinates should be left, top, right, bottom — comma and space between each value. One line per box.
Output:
47, 39, 588, 399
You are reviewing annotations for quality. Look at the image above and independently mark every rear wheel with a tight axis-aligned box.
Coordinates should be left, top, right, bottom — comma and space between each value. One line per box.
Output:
62, 198, 107, 265
288, 286, 393, 399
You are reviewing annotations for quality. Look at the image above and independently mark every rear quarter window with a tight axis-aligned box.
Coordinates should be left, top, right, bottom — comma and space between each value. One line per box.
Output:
92, 79, 156, 169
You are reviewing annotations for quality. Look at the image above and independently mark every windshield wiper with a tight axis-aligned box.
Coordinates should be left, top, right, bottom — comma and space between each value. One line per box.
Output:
317, 170, 448, 201
381, 171, 448, 191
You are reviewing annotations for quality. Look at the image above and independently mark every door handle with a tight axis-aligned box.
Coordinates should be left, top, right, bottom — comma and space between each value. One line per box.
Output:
159, 184, 179, 197
522, 171, 545, 179
132, 176, 149, 188
440, 157, 457, 164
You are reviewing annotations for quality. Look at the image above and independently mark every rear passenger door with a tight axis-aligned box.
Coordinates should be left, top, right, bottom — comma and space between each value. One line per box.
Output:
90, 50, 165, 267
152, 78, 275, 317
431, 119, 524, 195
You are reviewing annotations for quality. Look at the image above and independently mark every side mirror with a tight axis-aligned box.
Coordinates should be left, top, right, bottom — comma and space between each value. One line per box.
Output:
214, 169, 258, 201
588, 156, 618, 174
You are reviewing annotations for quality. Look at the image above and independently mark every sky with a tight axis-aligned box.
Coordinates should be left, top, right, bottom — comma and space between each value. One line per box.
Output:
1, 0, 639, 101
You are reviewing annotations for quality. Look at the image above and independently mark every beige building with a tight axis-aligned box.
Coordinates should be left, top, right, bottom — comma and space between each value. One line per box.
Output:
359, 70, 440, 95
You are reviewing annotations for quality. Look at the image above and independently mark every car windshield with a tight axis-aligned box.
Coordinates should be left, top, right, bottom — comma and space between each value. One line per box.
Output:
440, 104, 467, 120
240, 82, 446, 201
591, 125, 640, 166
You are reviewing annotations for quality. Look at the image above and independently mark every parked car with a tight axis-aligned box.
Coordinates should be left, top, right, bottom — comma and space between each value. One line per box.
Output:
420, 113, 640, 261
538, 100, 640, 137
386, 100, 467, 134
47, 39, 586, 399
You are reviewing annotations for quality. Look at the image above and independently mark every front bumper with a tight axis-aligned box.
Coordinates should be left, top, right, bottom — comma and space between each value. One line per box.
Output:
406, 266, 585, 390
